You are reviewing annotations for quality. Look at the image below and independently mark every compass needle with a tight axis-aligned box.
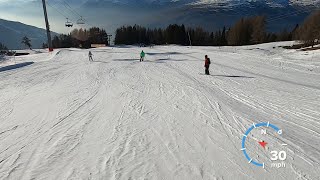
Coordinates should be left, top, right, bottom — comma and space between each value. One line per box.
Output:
259, 141, 268, 149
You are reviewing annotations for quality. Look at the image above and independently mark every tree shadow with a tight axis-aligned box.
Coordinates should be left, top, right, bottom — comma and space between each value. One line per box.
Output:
0, 62, 34, 73
92, 61, 109, 63
143, 60, 165, 64
156, 58, 189, 62
211, 75, 255, 78
113, 59, 140, 62
146, 52, 190, 56
31, 50, 43, 54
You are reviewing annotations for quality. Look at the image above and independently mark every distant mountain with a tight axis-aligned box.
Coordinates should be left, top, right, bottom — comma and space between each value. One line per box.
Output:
0, 19, 58, 50
188, 0, 320, 8
77, 0, 318, 33
80, 0, 320, 8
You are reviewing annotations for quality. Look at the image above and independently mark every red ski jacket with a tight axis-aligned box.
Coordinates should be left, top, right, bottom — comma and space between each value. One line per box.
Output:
205, 58, 211, 67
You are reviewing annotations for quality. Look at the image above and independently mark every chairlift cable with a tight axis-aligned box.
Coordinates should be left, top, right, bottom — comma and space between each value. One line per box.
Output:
62, 1, 82, 18
50, 0, 76, 20
44, 0, 78, 28
46, 0, 69, 19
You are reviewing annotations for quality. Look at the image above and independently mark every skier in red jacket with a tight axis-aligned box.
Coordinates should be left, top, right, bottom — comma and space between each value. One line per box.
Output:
204, 55, 211, 75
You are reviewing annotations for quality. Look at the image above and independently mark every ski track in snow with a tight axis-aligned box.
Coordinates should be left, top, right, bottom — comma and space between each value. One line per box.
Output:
0, 43, 319, 180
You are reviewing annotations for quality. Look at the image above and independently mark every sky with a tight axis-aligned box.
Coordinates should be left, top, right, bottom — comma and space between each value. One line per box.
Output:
0, 0, 88, 34
0, 0, 188, 34
0, 0, 154, 34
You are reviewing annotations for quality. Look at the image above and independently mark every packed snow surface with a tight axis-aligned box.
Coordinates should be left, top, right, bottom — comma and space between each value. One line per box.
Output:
0, 42, 320, 179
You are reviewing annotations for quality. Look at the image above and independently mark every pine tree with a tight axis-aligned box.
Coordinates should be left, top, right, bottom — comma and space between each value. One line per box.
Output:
42, 43, 48, 49
21, 36, 32, 49
52, 36, 61, 48
0, 42, 8, 50
221, 27, 227, 46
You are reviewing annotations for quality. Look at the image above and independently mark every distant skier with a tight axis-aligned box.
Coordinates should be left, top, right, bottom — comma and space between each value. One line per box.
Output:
204, 55, 211, 75
140, 50, 145, 62
88, 51, 93, 61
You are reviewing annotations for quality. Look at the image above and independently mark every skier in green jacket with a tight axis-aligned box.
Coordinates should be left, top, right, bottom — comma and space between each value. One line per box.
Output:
140, 50, 145, 62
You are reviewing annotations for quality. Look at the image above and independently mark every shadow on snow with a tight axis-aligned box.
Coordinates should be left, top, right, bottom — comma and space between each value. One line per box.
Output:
146, 52, 191, 56
211, 75, 255, 78
112, 59, 140, 62
0, 62, 34, 73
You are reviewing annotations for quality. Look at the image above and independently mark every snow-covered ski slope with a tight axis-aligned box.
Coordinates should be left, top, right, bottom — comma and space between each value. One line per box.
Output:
0, 42, 319, 180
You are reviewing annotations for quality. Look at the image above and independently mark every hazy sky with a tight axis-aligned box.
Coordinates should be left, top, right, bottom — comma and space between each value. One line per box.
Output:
0, 0, 185, 34
0, 0, 89, 33
0, 0, 151, 34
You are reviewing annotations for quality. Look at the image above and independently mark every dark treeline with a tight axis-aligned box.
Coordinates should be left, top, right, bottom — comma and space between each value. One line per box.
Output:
114, 24, 229, 46
45, 11, 319, 48
115, 12, 320, 46
114, 24, 189, 45
50, 27, 109, 48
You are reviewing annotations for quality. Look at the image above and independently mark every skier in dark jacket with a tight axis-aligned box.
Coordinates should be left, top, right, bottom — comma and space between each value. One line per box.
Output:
89, 51, 93, 61
204, 55, 211, 75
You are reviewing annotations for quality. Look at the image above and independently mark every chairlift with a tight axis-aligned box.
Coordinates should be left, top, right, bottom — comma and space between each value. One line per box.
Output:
65, 18, 73, 27
77, 16, 85, 25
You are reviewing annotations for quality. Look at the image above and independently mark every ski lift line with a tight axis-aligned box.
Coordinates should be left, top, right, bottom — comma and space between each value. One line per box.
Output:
50, 0, 76, 20
61, 5, 80, 22
63, 0, 81, 16
46, 0, 74, 22
61, 0, 87, 25
61, 0, 108, 28
63, 3, 81, 19
44, 0, 80, 28
49, 0, 88, 26
60, 1, 87, 26
49, 0, 84, 26
63, 1, 82, 17
46, 1, 69, 19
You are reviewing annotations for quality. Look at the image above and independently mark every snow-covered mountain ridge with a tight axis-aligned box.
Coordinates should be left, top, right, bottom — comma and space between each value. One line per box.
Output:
0, 19, 58, 50
79, 0, 320, 7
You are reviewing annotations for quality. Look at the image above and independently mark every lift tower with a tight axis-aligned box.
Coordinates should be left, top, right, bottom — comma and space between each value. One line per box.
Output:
41, 0, 53, 52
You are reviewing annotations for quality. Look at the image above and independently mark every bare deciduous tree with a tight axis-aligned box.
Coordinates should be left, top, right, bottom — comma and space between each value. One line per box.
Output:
296, 11, 320, 47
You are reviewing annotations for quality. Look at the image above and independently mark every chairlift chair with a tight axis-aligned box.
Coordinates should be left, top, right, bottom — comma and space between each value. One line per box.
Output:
65, 18, 73, 27
77, 16, 85, 25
